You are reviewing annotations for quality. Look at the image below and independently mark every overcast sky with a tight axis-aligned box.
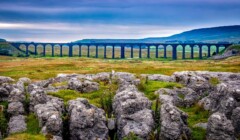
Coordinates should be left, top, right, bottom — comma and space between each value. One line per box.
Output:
0, 0, 239, 42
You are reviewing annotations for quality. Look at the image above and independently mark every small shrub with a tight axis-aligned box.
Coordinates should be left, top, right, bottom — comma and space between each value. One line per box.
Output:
100, 82, 118, 118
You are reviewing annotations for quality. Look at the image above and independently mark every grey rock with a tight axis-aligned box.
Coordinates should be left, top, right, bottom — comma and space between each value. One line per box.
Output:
0, 131, 2, 140
231, 107, 240, 136
156, 87, 199, 107
160, 103, 191, 140
7, 102, 25, 116
112, 72, 140, 87
207, 112, 235, 140
175, 87, 200, 107
8, 115, 27, 134
108, 118, 116, 130
19, 77, 31, 84
82, 80, 99, 93
68, 78, 82, 92
92, 72, 111, 82
47, 95, 65, 114
51, 136, 63, 140
193, 123, 207, 130
198, 81, 239, 117
8, 88, 25, 102
34, 101, 63, 136
0, 76, 14, 85
15, 81, 25, 92
0, 87, 9, 101
172, 71, 214, 95
68, 78, 99, 93
30, 89, 48, 112
146, 74, 173, 82
113, 84, 154, 139
68, 98, 108, 140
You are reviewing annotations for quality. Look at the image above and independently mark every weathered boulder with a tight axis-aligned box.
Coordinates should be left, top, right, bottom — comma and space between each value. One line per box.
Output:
19, 77, 31, 84
207, 112, 235, 140
198, 81, 239, 117
56, 73, 79, 82
7, 101, 25, 116
52, 136, 63, 140
107, 118, 116, 131
160, 103, 191, 140
68, 98, 108, 140
68, 78, 99, 93
231, 107, 240, 136
0, 87, 9, 101
145, 74, 173, 82
175, 87, 200, 107
0, 76, 14, 85
113, 84, 154, 139
30, 89, 48, 112
113, 72, 140, 86
172, 71, 214, 95
68, 78, 82, 92
92, 72, 111, 82
8, 88, 25, 102
81, 80, 99, 93
8, 115, 27, 134
34, 101, 63, 136
155, 87, 199, 107
47, 96, 65, 114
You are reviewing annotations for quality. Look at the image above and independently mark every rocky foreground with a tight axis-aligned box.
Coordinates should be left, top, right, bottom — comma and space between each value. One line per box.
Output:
0, 71, 240, 140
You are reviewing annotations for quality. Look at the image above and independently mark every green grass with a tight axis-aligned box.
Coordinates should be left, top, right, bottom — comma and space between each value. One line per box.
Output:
227, 45, 240, 51
4, 110, 44, 140
26, 114, 41, 134
5, 133, 46, 140
0, 101, 8, 138
180, 104, 210, 140
209, 77, 220, 86
51, 81, 68, 87
0, 55, 239, 81
48, 82, 118, 108
138, 80, 183, 100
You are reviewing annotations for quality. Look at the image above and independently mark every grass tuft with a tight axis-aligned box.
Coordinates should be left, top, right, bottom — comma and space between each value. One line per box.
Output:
138, 80, 183, 100
180, 104, 210, 140
209, 77, 220, 86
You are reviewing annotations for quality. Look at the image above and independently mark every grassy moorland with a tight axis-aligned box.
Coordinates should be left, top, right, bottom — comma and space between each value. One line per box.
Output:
0, 55, 239, 81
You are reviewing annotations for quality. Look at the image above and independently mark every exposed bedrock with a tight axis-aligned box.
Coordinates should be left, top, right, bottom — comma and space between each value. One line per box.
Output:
33, 96, 64, 138
207, 112, 236, 140
160, 103, 191, 140
141, 74, 174, 82
67, 98, 108, 140
1, 71, 240, 140
113, 72, 154, 140
68, 78, 99, 93
198, 81, 240, 117
7, 115, 27, 134
156, 87, 200, 107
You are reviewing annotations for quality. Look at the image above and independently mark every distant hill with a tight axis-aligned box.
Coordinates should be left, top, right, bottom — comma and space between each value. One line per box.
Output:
0, 38, 6, 42
75, 25, 240, 43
